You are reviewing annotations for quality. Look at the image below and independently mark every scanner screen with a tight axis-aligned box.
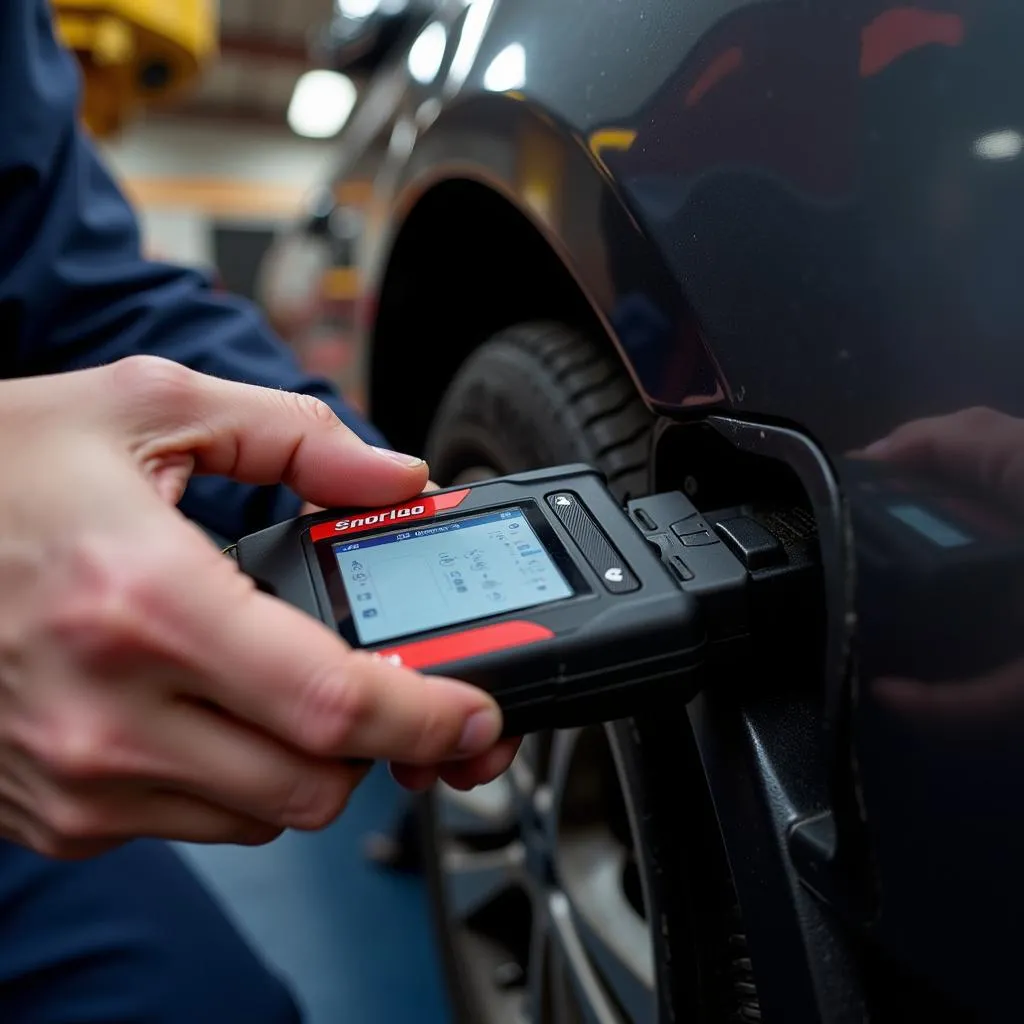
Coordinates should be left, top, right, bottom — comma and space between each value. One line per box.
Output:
333, 507, 574, 645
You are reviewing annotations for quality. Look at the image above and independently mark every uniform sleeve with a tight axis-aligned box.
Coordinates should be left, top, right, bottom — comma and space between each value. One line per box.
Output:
0, 0, 386, 542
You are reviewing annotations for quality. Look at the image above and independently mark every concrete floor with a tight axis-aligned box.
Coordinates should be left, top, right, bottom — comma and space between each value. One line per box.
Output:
179, 765, 451, 1024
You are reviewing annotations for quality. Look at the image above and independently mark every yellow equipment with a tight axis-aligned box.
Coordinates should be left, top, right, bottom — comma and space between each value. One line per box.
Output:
53, 0, 217, 137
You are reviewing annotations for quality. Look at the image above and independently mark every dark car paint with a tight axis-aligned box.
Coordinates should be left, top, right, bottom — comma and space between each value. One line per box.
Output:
332, 0, 1024, 1016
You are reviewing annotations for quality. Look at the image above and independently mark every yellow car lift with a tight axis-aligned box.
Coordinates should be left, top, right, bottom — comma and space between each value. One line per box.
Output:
53, 0, 216, 137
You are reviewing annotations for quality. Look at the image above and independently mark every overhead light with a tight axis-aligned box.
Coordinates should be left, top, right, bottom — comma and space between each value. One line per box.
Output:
306, 188, 335, 220
337, 0, 380, 17
408, 21, 447, 84
287, 70, 357, 138
482, 42, 525, 92
973, 129, 1023, 161
446, 0, 495, 93
388, 117, 417, 159
415, 96, 442, 130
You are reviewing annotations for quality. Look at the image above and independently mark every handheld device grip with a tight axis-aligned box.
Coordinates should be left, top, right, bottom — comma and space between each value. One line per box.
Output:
233, 466, 823, 737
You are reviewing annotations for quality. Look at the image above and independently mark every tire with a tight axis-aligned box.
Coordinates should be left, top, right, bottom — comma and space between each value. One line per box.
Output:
424, 322, 652, 504
420, 323, 753, 1024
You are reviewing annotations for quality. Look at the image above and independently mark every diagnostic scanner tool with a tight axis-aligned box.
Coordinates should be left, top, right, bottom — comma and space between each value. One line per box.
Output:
232, 465, 820, 736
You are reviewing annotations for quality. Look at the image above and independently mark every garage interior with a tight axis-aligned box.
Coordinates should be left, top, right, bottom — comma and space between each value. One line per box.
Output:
60, 1, 452, 1021
27, 0, 1001, 1021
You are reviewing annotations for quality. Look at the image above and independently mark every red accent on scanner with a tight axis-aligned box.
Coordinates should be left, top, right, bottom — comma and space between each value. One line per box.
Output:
309, 489, 471, 542
376, 621, 555, 670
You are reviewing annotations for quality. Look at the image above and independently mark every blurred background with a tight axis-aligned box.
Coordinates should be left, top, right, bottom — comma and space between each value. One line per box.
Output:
55, 0, 419, 415
52, 4, 450, 1021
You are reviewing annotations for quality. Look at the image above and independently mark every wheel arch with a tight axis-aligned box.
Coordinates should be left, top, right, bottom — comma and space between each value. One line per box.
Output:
368, 175, 628, 457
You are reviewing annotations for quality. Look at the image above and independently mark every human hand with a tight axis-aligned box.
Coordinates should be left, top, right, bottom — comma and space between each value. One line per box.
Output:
858, 405, 1024, 513
858, 405, 1024, 717
0, 356, 507, 858
299, 478, 441, 515
301, 482, 522, 792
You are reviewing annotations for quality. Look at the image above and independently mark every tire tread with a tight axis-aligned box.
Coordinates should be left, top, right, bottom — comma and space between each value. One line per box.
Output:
426, 321, 655, 502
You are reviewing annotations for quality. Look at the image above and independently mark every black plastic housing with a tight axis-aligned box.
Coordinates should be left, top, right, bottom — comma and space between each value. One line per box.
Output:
235, 466, 707, 736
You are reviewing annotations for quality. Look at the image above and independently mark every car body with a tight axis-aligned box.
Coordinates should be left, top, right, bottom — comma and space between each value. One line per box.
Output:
314, 0, 1024, 1018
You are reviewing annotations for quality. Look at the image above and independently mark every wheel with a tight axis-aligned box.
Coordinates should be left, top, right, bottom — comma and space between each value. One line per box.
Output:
421, 323, 756, 1024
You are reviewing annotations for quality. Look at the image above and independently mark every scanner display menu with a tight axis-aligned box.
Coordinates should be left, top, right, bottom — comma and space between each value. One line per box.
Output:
334, 507, 574, 646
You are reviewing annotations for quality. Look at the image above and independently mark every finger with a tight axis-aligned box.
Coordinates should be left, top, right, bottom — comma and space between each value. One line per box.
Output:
110, 356, 429, 508
176, 572, 504, 764
390, 763, 439, 792
302, 481, 436, 517
143, 699, 374, 830
436, 739, 521, 791
873, 657, 1024, 723
0, 792, 110, 861
36, 788, 284, 854
8, 749, 286, 855
390, 738, 520, 793
858, 406, 1024, 510
92, 508, 503, 774
116, 790, 284, 846
2, 671, 374, 836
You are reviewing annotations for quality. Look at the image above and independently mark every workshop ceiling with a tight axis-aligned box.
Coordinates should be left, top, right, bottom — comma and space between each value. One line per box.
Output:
174, 0, 336, 127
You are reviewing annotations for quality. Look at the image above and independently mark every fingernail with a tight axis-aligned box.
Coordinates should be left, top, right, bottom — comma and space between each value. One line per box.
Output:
372, 446, 425, 468
458, 708, 502, 756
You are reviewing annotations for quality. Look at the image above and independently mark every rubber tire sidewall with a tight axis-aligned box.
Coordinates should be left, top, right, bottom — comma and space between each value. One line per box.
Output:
420, 323, 699, 1024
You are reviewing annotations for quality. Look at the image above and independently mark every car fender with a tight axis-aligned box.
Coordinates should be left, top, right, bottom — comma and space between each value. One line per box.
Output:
363, 89, 728, 417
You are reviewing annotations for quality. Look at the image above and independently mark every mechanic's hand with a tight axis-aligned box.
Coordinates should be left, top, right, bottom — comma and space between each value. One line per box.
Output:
302, 484, 522, 793
0, 356, 508, 859
859, 405, 1024, 513
858, 405, 1024, 719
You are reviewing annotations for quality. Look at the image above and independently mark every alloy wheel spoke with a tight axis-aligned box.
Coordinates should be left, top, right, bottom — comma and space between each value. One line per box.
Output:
547, 890, 625, 1024
547, 930, 580, 1023
439, 723, 659, 1024
543, 728, 582, 842
436, 464, 662, 1024
436, 776, 517, 837
442, 840, 526, 919
556, 829, 656, 1024
524, 890, 550, 1024
510, 734, 542, 800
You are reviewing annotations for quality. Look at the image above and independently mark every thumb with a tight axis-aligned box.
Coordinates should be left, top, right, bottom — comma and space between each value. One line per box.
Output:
112, 357, 428, 509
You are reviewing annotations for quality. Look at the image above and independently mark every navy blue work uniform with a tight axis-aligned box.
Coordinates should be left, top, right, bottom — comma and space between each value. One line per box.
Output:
0, 2, 387, 1020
